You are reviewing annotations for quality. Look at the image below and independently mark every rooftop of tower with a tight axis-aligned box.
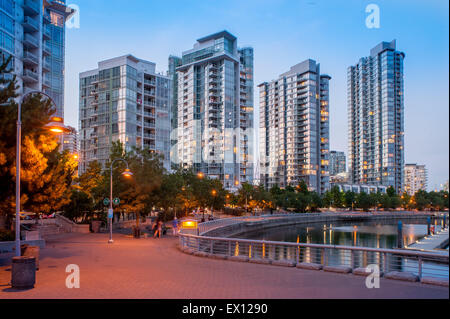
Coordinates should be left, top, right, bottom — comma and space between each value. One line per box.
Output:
197, 30, 237, 43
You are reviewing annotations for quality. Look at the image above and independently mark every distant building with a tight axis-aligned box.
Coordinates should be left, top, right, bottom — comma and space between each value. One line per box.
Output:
79, 55, 171, 174
259, 59, 331, 194
331, 182, 387, 194
330, 172, 349, 184
329, 151, 346, 176
404, 164, 428, 196
62, 126, 77, 154
348, 40, 405, 193
443, 181, 449, 192
171, 31, 254, 191
0, 0, 75, 118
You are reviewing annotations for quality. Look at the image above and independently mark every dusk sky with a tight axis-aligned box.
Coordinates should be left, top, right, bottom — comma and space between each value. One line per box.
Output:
64, 0, 449, 190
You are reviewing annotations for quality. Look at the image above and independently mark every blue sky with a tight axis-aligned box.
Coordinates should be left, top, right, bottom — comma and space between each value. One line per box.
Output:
64, 0, 449, 190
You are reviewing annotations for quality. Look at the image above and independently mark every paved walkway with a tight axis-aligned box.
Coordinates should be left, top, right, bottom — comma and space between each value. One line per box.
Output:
0, 233, 448, 299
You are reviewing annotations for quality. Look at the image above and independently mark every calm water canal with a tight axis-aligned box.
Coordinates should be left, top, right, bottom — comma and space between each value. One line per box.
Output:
236, 217, 448, 279
238, 219, 445, 249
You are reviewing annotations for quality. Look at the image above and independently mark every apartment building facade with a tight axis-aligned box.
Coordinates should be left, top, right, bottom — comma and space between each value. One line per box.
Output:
62, 125, 77, 154
329, 150, 346, 176
79, 55, 171, 174
259, 59, 331, 194
0, 0, 74, 117
348, 40, 405, 193
404, 163, 427, 196
171, 31, 254, 191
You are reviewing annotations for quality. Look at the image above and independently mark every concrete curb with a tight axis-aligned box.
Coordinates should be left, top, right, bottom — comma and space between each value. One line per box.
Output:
420, 277, 449, 287
208, 254, 228, 260
385, 271, 419, 282
193, 251, 209, 258
353, 267, 384, 277
296, 262, 323, 271
228, 256, 249, 262
323, 265, 352, 274
271, 260, 296, 267
180, 247, 195, 255
249, 258, 272, 265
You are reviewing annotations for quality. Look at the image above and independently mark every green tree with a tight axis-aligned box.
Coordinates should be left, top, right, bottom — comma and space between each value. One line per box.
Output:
0, 57, 74, 228
343, 191, 356, 209
356, 192, 372, 212
413, 190, 430, 211
400, 192, 411, 210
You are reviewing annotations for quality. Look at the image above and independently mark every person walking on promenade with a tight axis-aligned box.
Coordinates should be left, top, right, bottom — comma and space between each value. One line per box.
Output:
154, 219, 163, 239
153, 218, 160, 238
172, 216, 179, 235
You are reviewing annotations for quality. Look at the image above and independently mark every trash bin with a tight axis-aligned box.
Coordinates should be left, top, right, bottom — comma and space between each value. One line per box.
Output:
11, 256, 36, 289
133, 226, 141, 238
91, 221, 102, 233
21, 245, 40, 270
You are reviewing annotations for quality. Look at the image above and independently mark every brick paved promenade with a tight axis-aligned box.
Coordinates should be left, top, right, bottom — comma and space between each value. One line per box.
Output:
0, 233, 448, 299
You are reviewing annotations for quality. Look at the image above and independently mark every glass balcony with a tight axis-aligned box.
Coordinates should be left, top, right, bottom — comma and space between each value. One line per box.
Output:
42, 58, 51, 72
23, 50, 39, 67
23, 68, 39, 83
43, 25, 51, 40
23, 0, 40, 17
22, 16, 39, 33
43, 75, 51, 88
23, 34, 39, 49
43, 42, 52, 56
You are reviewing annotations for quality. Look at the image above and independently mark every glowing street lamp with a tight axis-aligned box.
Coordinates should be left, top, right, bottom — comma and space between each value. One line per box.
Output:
45, 116, 70, 134
1, 91, 68, 257
210, 189, 217, 219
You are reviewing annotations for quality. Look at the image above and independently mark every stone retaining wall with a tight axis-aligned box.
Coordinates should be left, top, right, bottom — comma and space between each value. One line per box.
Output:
0, 240, 45, 254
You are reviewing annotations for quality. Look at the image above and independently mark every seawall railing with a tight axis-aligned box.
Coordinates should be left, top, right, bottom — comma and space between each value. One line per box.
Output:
178, 232, 449, 281
180, 212, 449, 284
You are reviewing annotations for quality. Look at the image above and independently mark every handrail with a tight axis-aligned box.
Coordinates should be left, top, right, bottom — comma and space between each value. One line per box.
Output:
179, 212, 449, 283
179, 232, 449, 261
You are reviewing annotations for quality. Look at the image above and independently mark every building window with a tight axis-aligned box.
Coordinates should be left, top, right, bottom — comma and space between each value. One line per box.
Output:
0, 0, 14, 16
50, 11, 64, 27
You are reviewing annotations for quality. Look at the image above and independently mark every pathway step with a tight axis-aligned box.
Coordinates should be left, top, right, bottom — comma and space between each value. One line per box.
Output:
420, 277, 449, 287
296, 262, 323, 271
323, 265, 352, 274
385, 271, 419, 282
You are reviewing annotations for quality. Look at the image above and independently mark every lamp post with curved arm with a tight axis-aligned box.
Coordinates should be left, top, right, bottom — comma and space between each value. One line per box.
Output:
108, 158, 133, 243
1, 90, 69, 257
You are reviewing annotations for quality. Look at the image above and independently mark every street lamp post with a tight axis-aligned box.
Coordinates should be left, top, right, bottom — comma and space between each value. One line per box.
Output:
211, 189, 217, 219
1, 91, 68, 257
108, 158, 133, 243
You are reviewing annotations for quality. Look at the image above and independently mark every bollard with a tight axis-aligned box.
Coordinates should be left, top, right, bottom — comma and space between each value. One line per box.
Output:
11, 256, 36, 289
427, 217, 431, 235
397, 221, 403, 248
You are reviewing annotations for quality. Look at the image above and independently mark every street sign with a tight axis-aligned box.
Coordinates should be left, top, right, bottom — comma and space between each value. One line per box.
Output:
113, 198, 120, 205
103, 198, 110, 206
108, 208, 113, 219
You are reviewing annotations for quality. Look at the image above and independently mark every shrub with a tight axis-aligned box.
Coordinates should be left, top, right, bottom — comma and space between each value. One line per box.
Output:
0, 230, 14, 241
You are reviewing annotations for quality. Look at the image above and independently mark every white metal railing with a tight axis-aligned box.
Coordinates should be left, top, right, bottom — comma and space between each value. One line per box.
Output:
196, 213, 325, 235
179, 233, 449, 281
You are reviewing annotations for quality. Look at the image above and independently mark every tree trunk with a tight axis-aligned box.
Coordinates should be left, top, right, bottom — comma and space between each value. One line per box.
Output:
0, 214, 6, 231
136, 212, 140, 228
